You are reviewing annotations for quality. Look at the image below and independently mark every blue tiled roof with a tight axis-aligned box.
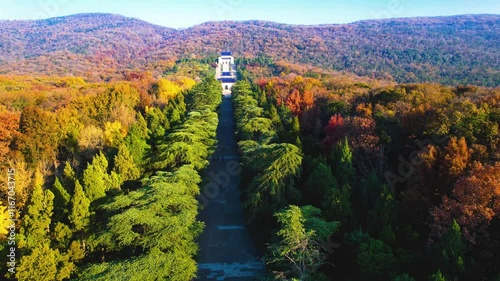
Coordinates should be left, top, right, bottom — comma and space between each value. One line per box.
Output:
218, 78, 236, 83
221, 72, 232, 76
221, 51, 232, 56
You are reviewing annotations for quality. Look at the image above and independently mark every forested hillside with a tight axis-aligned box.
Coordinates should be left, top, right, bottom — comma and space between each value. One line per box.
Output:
0, 13, 498, 86
0, 13, 176, 81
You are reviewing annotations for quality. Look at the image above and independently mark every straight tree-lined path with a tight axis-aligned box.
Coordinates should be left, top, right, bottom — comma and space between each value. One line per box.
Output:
196, 95, 265, 280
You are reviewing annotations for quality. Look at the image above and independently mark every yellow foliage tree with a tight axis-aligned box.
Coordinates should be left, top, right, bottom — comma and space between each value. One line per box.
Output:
78, 125, 104, 151
177, 77, 197, 91
3, 159, 34, 211
56, 107, 84, 143
157, 78, 182, 103
110, 105, 136, 133
0, 201, 11, 240
104, 121, 125, 147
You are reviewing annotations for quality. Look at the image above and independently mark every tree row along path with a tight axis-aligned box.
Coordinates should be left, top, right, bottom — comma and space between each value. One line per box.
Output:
196, 94, 265, 280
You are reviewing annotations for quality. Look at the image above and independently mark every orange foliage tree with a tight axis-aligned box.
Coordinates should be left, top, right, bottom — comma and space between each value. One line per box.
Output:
439, 137, 471, 180
0, 111, 20, 165
431, 162, 500, 244
17, 107, 59, 166
285, 88, 302, 115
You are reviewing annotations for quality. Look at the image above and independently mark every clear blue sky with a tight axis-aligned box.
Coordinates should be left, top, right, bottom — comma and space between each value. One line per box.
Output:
0, 0, 498, 28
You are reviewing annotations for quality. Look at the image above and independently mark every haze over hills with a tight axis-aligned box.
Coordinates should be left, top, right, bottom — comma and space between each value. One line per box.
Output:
0, 13, 498, 86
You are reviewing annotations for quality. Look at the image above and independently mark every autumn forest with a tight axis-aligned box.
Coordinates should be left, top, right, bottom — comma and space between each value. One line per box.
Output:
0, 13, 499, 281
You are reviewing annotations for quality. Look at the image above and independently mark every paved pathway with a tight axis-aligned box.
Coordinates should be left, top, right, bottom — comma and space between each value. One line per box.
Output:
196, 95, 265, 280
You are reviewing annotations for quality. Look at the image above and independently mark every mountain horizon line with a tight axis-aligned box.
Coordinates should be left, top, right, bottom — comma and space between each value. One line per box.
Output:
1, 12, 499, 30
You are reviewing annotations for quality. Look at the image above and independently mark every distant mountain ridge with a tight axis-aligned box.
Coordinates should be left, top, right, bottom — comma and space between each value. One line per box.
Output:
0, 13, 498, 86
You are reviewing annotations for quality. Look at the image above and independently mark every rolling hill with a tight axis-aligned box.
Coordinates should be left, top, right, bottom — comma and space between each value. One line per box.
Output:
0, 13, 498, 86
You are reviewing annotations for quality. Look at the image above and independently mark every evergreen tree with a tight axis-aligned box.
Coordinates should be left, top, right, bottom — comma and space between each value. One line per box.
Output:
185, 77, 222, 111
51, 177, 71, 222
135, 112, 149, 139
70, 180, 91, 232
83, 166, 203, 280
83, 152, 110, 202
440, 220, 465, 277
107, 171, 122, 191
78, 247, 196, 281
17, 243, 59, 281
300, 205, 340, 240
289, 116, 301, 146
357, 238, 394, 278
16, 169, 75, 281
334, 137, 355, 186
145, 107, 169, 141
392, 273, 416, 281
268, 205, 325, 280
54, 222, 73, 248
62, 163, 76, 194
367, 184, 396, 239
165, 93, 186, 126
16, 242, 75, 281
52, 177, 70, 209
240, 117, 275, 141
358, 171, 382, 213
267, 205, 338, 280
429, 269, 447, 281
113, 144, 140, 182
246, 143, 302, 216
155, 141, 209, 171
21, 169, 54, 247
306, 160, 338, 206
124, 122, 149, 170
258, 88, 268, 107
268, 104, 282, 131
324, 184, 352, 223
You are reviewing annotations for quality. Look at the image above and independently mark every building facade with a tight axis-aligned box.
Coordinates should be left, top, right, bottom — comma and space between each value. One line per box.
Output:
215, 51, 237, 96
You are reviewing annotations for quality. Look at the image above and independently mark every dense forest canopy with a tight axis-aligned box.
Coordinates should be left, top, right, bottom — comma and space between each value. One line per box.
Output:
0, 62, 223, 280
0, 12, 499, 280
0, 13, 498, 86
0, 55, 499, 280
228, 61, 499, 280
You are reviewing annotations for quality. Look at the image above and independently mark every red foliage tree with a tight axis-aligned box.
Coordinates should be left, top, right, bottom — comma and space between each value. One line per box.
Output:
17, 107, 59, 165
255, 78, 268, 91
323, 114, 345, 148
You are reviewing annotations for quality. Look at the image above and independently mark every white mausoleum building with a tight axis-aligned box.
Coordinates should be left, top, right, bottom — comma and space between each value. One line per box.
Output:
215, 51, 237, 96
